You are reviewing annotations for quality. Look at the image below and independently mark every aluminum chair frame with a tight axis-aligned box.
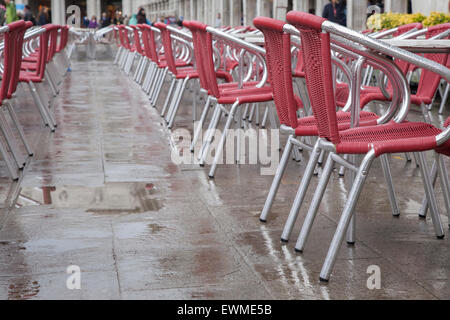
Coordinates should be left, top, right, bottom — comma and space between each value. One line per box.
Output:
258, 22, 401, 236
285, 12, 449, 282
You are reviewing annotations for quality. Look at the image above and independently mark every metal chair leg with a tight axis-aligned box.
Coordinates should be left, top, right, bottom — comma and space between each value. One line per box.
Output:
208, 101, 239, 178
346, 154, 357, 245
199, 104, 222, 166
36, 83, 57, 128
435, 153, 450, 227
114, 47, 123, 64
380, 154, 400, 216
261, 105, 269, 128
27, 82, 54, 131
259, 134, 295, 222
281, 140, 322, 241
151, 68, 168, 107
439, 83, 449, 114
293, 152, 334, 250
160, 77, 177, 117
319, 149, 376, 282
417, 152, 445, 239
5, 100, 33, 156
419, 160, 438, 218
165, 79, 183, 123
168, 77, 189, 128
191, 96, 212, 152
0, 133, 19, 180
0, 109, 25, 168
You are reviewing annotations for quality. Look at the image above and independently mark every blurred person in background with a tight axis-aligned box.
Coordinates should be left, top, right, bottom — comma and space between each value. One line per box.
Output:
0, 3, 5, 26
24, 5, 36, 25
128, 13, 137, 25
322, 0, 346, 26
38, 6, 49, 25
101, 12, 110, 28
137, 7, 147, 24
215, 12, 222, 27
5, 0, 17, 24
88, 15, 98, 28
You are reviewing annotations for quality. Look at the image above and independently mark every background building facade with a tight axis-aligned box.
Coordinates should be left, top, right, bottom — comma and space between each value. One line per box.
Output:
17, 0, 450, 31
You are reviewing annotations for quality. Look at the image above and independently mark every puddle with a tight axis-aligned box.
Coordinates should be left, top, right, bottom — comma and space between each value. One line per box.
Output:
148, 223, 165, 233
8, 279, 40, 300
15, 183, 163, 214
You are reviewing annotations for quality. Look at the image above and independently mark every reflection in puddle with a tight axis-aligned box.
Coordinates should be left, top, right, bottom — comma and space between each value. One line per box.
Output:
8, 279, 40, 300
15, 183, 163, 214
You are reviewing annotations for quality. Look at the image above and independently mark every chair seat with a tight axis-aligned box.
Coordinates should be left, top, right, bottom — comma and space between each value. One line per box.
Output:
217, 86, 273, 105
295, 111, 379, 136
158, 59, 192, 69
21, 62, 38, 70
336, 121, 449, 156
335, 83, 432, 108
19, 71, 42, 82
175, 67, 199, 79
219, 81, 261, 91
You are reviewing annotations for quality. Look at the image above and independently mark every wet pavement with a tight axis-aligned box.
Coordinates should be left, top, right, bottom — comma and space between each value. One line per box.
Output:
0, 45, 449, 299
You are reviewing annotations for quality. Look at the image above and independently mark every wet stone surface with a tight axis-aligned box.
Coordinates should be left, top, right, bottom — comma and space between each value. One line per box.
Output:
0, 47, 449, 299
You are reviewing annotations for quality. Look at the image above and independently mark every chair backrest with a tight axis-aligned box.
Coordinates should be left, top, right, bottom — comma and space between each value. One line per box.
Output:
183, 20, 210, 92
415, 23, 450, 101
32, 25, 51, 82
139, 24, 152, 60
254, 16, 298, 129
9, 21, 32, 98
44, 24, 59, 63
393, 23, 422, 37
0, 20, 26, 103
286, 11, 340, 144
56, 25, 69, 53
195, 22, 221, 98
119, 25, 132, 50
117, 25, 126, 48
154, 22, 178, 75
131, 25, 144, 55
392, 23, 423, 75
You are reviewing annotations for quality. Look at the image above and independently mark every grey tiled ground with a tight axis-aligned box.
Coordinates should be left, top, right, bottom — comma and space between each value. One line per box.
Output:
0, 46, 449, 299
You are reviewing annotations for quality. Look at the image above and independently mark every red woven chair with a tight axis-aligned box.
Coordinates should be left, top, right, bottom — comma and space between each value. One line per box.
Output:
0, 20, 32, 179
186, 21, 274, 178
132, 24, 152, 84
253, 17, 405, 243
21, 24, 61, 97
285, 11, 449, 282
152, 22, 200, 128
338, 23, 449, 113
144, 23, 194, 111
54, 25, 70, 74
19, 24, 57, 131
185, 20, 265, 153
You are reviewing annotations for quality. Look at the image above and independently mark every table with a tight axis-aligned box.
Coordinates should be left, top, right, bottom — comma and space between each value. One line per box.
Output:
381, 39, 450, 54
